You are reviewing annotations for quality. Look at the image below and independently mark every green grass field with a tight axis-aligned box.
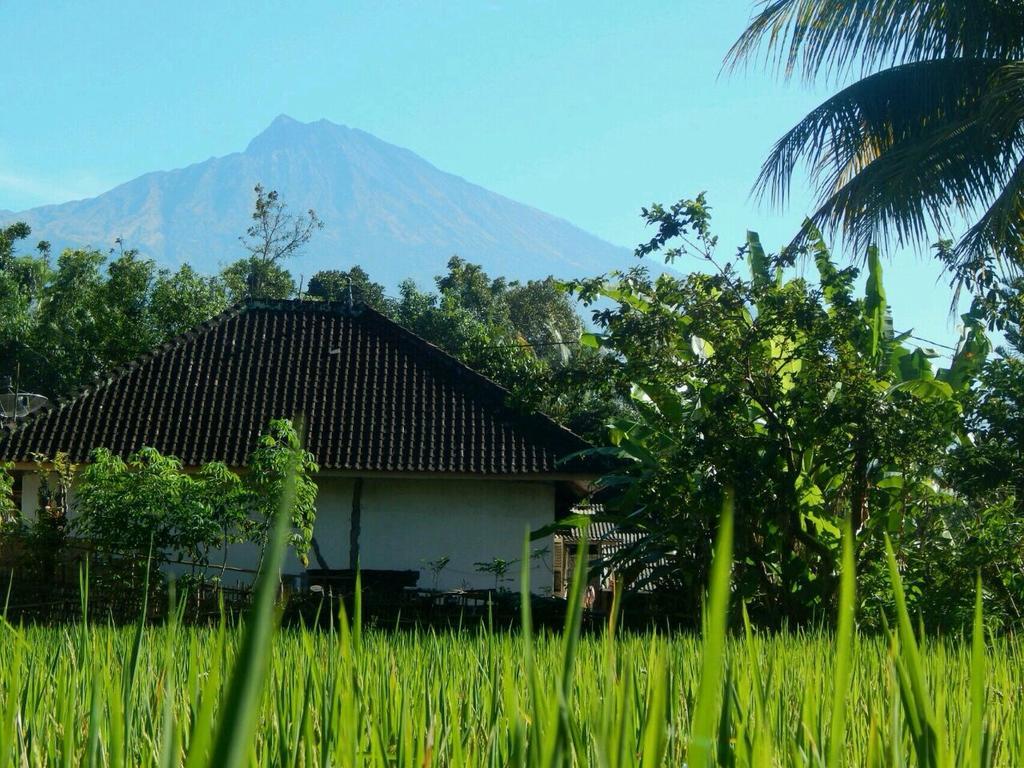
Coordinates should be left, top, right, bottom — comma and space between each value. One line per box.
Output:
0, 505, 1018, 767
0, 615, 1020, 766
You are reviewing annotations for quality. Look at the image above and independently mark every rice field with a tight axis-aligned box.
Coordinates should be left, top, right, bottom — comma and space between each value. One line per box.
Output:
0, 611, 1020, 766
0, 502, 1018, 766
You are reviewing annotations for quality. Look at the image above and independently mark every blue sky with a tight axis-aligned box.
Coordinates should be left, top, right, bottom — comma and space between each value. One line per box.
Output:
1, 1, 966, 351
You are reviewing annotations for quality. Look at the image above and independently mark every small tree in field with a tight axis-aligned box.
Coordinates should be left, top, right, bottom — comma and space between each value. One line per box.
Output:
75, 448, 224, 567
474, 557, 518, 592
74, 419, 318, 583
422, 555, 451, 591
245, 419, 319, 571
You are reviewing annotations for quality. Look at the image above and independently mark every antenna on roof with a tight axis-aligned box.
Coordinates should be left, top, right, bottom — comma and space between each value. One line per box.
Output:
346, 277, 354, 311
0, 373, 48, 432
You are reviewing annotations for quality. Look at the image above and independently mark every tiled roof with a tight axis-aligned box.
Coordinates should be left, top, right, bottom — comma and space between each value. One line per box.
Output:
0, 300, 595, 474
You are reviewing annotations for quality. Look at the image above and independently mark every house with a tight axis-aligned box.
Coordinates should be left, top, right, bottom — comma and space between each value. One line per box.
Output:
0, 299, 599, 592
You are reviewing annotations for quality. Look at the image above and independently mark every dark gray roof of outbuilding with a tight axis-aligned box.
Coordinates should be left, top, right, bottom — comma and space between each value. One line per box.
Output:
0, 300, 594, 474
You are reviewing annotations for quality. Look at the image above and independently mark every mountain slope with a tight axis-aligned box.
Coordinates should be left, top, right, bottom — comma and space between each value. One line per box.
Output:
3, 116, 631, 288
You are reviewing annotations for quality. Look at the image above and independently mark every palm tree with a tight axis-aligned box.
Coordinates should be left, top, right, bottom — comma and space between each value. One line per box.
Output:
727, 1, 1024, 278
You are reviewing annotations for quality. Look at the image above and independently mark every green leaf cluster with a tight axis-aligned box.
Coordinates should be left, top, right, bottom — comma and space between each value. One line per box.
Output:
567, 198, 988, 624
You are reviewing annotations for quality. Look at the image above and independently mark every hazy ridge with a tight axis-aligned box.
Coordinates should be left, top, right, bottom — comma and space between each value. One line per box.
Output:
2, 115, 631, 288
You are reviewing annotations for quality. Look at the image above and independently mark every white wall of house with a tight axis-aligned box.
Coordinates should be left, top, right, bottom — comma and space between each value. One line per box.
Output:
17, 470, 558, 594
19, 473, 40, 518
223, 476, 557, 593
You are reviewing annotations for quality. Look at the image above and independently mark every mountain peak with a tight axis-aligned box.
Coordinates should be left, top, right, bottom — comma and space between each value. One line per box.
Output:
271, 113, 300, 126
3, 120, 630, 289
245, 114, 349, 154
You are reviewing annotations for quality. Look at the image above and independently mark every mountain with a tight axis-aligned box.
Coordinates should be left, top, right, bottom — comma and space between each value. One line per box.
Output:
2, 115, 632, 288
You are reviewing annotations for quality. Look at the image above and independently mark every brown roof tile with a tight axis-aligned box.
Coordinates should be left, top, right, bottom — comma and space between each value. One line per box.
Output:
1, 300, 594, 474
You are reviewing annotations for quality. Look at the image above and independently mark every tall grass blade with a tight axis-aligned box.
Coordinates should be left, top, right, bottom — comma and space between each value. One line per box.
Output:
203, 426, 300, 768
884, 534, 941, 766
968, 572, 988, 768
828, 517, 856, 767
688, 489, 734, 768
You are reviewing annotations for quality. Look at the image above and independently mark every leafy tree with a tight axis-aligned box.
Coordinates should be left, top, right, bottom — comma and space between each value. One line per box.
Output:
395, 274, 549, 407
727, 1, 1024, 273
474, 556, 518, 591
76, 447, 223, 566
422, 555, 451, 591
949, 356, 1024, 508
30, 248, 105, 393
74, 419, 318, 579
0, 462, 17, 531
507, 278, 582, 367
0, 225, 50, 382
95, 245, 164, 362
227, 184, 322, 300
435, 257, 510, 325
307, 266, 391, 311
245, 419, 319, 570
0, 228, 232, 399
565, 196, 986, 623
221, 258, 294, 303
150, 264, 229, 338
391, 257, 600, 429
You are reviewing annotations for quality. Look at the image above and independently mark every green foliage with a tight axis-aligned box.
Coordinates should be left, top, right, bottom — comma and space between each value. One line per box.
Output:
150, 264, 229, 338
75, 448, 229, 565
245, 419, 319, 568
567, 196, 987, 624
307, 266, 391, 311
0, 225, 229, 399
422, 554, 451, 591
473, 556, 519, 591
220, 258, 295, 303
392, 256, 611, 436
937, 354, 1024, 625
73, 420, 317, 575
0, 461, 17, 531
726, 0, 1024, 273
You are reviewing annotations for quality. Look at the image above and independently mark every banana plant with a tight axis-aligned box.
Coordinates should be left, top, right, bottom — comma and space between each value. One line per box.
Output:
562, 198, 988, 620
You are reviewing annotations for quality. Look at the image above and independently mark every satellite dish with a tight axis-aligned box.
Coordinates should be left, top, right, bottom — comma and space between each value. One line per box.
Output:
0, 376, 48, 423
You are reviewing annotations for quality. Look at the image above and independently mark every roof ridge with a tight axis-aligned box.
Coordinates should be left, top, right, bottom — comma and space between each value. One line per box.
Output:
351, 302, 592, 448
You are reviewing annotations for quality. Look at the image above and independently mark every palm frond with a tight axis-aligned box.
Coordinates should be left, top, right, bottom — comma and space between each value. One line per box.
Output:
957, 157, 1024, 269
982, 61, 1024, 133
756, 59, 1009, 209
797, 106, 1024, 253
726, 0, 1024, 82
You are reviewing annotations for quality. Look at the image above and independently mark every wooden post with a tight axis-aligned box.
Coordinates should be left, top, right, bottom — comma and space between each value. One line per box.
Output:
349, 477, 364, 569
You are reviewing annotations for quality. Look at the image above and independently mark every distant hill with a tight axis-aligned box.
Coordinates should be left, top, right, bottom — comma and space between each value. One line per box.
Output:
1, 115, 632, 288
